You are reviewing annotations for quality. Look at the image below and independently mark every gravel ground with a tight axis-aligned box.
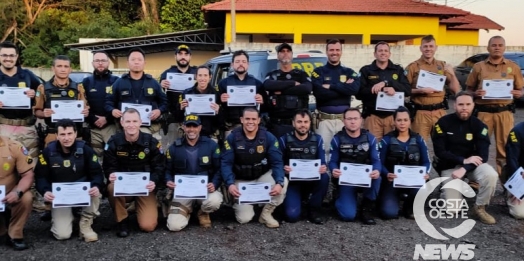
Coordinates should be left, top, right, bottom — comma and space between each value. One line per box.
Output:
3, 102, 524, 261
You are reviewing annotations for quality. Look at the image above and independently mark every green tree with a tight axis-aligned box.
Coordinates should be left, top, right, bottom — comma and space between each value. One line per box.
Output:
160, 0, 216, 32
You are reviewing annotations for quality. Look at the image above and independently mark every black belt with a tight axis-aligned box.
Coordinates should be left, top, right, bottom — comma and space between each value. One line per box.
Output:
476, 104, 513, 113
270, 118, 293, 125
413, 102, 446, 111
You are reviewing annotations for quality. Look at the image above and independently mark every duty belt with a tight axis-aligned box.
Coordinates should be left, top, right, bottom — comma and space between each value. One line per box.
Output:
0, 116, 33, 126
318, 111, 344, 121
270, 118, 293, 125
413, 102, 446, 111
476, 104, 513, 113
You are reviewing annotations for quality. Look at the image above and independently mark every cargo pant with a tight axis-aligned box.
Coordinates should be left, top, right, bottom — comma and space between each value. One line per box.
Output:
364, 114, 395, 142
140, 123, 163, 142
412, 109, 446, 141
378, 179, 419, 219
315, 118, 344, 162
506, 190, 524, 219
107, 183, 158, 232
283, 173, 329, 222
166, 191, 223, 231
335, 176, 381, 221
51, 196, 100, 240
477, 110, 513, 175
0, 124, 39, 158
90, 124, 117, 158
0, 191, 32, 239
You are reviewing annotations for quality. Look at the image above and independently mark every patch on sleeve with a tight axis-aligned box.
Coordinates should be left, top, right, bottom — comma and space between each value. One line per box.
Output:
352, 72, 358, 77
92, 155, 98, 162
215, 148, 220, 155
404, 69, 408, 76
510, 131, 518, 142
36, 91, 40, 97
481, 128, 488, 136
434, 124, 443, 134
274, 141, 279, 148
20, 146, 29, 156
104, 143, 109, 151
156, 143, 164, 154
38, 154, 47, 165
311, 71, 319, 78
224, 140, 231, 150
166, 149, 171, 159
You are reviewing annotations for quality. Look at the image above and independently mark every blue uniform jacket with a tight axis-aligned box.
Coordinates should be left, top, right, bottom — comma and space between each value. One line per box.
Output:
328, 130, 381, 172
505, 122, 524, 178
378, 133, 431, 177
83, 73, 119, 126
278, 133, 326, 166
312, 63, 360, 108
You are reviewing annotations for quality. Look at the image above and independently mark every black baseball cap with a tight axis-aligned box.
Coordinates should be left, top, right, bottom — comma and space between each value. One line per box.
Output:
175, 44, 191, 54
183, 114, 201, 126
276, 43, 292, 52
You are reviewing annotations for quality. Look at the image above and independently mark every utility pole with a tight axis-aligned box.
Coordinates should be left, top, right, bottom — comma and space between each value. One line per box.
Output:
231, 0, 236, 43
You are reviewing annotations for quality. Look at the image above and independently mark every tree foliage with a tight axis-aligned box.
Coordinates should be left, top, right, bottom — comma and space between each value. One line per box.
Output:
160, 0, 216, 32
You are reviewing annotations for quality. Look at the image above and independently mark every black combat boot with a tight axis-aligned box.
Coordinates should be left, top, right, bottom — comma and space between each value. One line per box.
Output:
6, 236, 29, 251
360, 199, 377, 225
117, 218, 129, 238
308, 207, 324, 225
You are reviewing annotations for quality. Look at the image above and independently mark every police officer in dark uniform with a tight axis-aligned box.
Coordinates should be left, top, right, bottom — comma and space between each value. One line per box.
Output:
378, 107, 430, 219
34, 55, 89, 147
329, 108, 381, 225
221, 107, 288, 228
165, 114, 223, 231
104, 108, 164, 237
431, 91, 498, 224
263, 43, 312, 138
34, 119, 103, 242
279, 109, 328, 224
357, 42, 411, 141
105, 47, 168, 141
83, 51, 119, 157
312, 39, 360, 161
504, 122, 524, 219
159, 45, 198, 144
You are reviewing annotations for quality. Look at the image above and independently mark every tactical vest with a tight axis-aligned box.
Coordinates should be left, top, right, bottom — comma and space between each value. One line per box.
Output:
0, 69, 33, 119
47, 141, 86, 183
232, 127, 270, 180
44, 81, 79, 127
337, 129, 371, 164
113, 133, 153, 172
117, 76, 159, 107
226, 76, 258, 123
385, 131, 421, 171
267, 69, 309, 115
84, 74, 118, 116
285, 132, 317, 160
171, 137, 214, 180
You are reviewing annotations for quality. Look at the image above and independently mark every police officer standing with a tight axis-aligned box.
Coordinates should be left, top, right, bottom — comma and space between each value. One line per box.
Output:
263, 43, 312, 138
218, 50, 265, 137
34, 119, 103, 242
357, 42, 411, 141
159, 45, 198, 145
83, 51, 119, 158
105, 47, 168, 141
221, 107, 288, 228
466, 36, 524, 175
34, 55, 89, 146
504, 122, 524, 219
279, 109, 328, 224
329, 108, 381, 225
104, 108, 164, 237
312, 39, 360, 160
165, 114, 223, 231
0, 136, 34, 250
405, 35, 460, 140
431, 91, 498, 224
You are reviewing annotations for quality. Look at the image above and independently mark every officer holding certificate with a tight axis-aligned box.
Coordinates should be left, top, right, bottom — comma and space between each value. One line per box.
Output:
104, 108, 164, 237
357, 42, 411, 141
329, 108, 381, 225
34, 119, 103, 242
34, 55, 89, 146
165, 114, 222, 231
503, 122, 524, 219
466, 36, 524, 175
431, 91, 498, 224
221, 107, 288, 228
278, 109, 328, 224
377, 107, 430, 219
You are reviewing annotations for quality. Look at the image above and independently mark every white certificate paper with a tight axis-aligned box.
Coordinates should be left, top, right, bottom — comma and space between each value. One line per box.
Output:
416, 70, 446, 91
114, 172, 150, 197
0, 185, 5, 212
505, 167, 524, 200
227, 85, 257, 106
375, 92, 405, 111
238, 182, 271, 204
52, 182, 91, 208
185, 94, 216, 115
51, 100, 84, 122
0, 87, 31, 109
339, 163, 372, 187
393, 165, 426, 188
121, 103, 152, 126
482, 79, 513, 99
166, 73, 195, 91
289, 159, 321, 181
174, 175, 208, 199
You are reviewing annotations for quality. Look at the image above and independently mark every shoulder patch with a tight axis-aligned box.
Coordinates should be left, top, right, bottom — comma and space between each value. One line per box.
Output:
156, 142, 163, 154
352, 72, 358, 77
435, 124, 443, 134
481, 128, 488, 136
20, 146, 29, 156
92, 155, 98, 162
311, 71, 319, 78
224, 140, 231, 150
404, 69, 408, 76
274, 140, 279, 148
38, 154, 47, 165
215, 147, 220, 155
510, 131, 518, 142
166, 148, 171, 159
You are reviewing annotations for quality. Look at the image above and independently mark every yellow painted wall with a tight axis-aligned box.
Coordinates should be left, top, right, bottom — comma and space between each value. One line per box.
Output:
441, 30, 479, 45
225, 13, 440, 44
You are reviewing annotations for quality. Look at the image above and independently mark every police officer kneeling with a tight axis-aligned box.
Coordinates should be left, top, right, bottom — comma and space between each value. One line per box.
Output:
165, 114, 223, 231
35, 119, 103, 242
504, 122, 524, 219
221, 107, 288, 228
431, 91, 498, 224
329, 108, 381, 225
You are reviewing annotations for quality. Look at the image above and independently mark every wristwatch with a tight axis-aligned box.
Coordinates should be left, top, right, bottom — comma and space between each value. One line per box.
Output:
15, 189, 23, 199
276, 181, 285, 188
383, 80, 389, 86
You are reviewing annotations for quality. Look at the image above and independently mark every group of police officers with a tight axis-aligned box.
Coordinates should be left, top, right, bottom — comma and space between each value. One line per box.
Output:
1, 34, 524, 250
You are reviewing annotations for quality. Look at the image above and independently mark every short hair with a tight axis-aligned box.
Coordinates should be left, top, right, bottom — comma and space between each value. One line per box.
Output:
374, 41, 390, 53
326, 39, 341, 50
127, 47, 145, 60
55, 119, 77, 133
195, 65, 212, 76
393, 106, 411, 120
232, 50, 249, 63
52, 55, 71, 67
0, 41, 19, 55
421, 35, 436, 44
293, 108, 312, 121
343, 107, 362, 118
488, 35, 505, 46
455, 90, 474, 101
92, 51, 109, 58
241, 107, 259, 117
122, 107, 141, 119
